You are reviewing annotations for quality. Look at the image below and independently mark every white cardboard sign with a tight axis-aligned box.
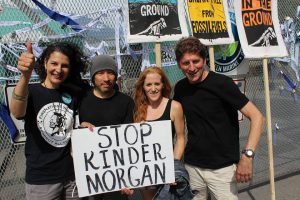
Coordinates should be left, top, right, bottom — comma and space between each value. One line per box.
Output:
71, 120, 174, 198
4, 84, 26, 144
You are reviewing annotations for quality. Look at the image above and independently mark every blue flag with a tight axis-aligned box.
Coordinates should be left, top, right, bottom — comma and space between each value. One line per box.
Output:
32, 0, 82, 32
0, 104, 18, 141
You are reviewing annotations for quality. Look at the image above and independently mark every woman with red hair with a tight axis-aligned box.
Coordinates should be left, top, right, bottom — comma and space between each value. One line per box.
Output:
134, 66, 186, 200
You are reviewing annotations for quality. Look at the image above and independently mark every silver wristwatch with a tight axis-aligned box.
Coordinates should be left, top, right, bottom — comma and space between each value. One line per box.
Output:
242, 149, 255, 158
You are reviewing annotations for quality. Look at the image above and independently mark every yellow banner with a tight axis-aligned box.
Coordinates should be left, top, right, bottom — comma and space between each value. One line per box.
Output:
187, 0, 229, 40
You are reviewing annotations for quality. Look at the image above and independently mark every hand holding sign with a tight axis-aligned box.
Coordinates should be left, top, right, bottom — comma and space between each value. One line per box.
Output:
80, 121, 95, 132
120, 188, 134, 196
17, 41, 35, 78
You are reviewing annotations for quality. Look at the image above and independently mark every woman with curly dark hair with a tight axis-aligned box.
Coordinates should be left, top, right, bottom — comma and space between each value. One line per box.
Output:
10, 41, 89, 200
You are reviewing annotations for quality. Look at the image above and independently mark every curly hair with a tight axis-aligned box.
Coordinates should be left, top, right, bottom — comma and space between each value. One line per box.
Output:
175, 36, 207, 62
34, 42, 89, 88
133, 66, 171, 122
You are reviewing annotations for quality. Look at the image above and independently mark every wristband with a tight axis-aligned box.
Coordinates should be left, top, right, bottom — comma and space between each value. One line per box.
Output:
12, 88, 28, 101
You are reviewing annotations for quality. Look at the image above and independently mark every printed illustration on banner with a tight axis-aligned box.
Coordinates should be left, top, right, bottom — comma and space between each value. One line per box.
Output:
242, 0, 278, 46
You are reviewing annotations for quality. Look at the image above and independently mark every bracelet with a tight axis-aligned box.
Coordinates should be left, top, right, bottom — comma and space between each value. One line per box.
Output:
12, 88, 28, 102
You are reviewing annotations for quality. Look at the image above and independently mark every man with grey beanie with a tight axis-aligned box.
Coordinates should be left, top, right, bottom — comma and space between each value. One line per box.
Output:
78, 54, 135, 200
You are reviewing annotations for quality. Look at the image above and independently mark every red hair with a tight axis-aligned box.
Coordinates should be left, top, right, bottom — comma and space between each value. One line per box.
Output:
134, 66, 171, 122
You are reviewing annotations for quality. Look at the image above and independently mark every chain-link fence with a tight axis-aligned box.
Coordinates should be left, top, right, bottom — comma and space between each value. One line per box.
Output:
0, 0, 300, 199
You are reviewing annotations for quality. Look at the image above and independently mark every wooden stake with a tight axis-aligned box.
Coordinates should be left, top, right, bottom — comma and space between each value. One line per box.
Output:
155, 42, 162, 68
209, 46, 215, 72
262, 58, 276, 200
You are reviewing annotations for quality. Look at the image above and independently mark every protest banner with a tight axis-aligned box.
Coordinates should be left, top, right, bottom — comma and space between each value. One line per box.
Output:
234, 0, 288, 58
126, 0, 189, 43
186, 0, 234, 45
235, 1, 288, 199
71, 120, 175, 198
4, 84, 26, 144
213, 0, 249, 76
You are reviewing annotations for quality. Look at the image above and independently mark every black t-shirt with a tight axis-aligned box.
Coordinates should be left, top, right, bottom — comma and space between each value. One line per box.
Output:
173, 72, 249, 169
24, 83, 76, 184
79, 90, 134, 126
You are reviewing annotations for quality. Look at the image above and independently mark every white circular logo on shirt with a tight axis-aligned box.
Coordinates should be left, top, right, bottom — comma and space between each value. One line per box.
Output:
37, 102, 74, 147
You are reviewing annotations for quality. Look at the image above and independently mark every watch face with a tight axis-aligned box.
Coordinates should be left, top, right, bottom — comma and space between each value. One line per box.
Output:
243, 149, 255, 158
246, 150, 253, 156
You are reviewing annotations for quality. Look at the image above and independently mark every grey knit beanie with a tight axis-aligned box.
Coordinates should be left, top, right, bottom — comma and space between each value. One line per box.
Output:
90, 55, 118, 80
